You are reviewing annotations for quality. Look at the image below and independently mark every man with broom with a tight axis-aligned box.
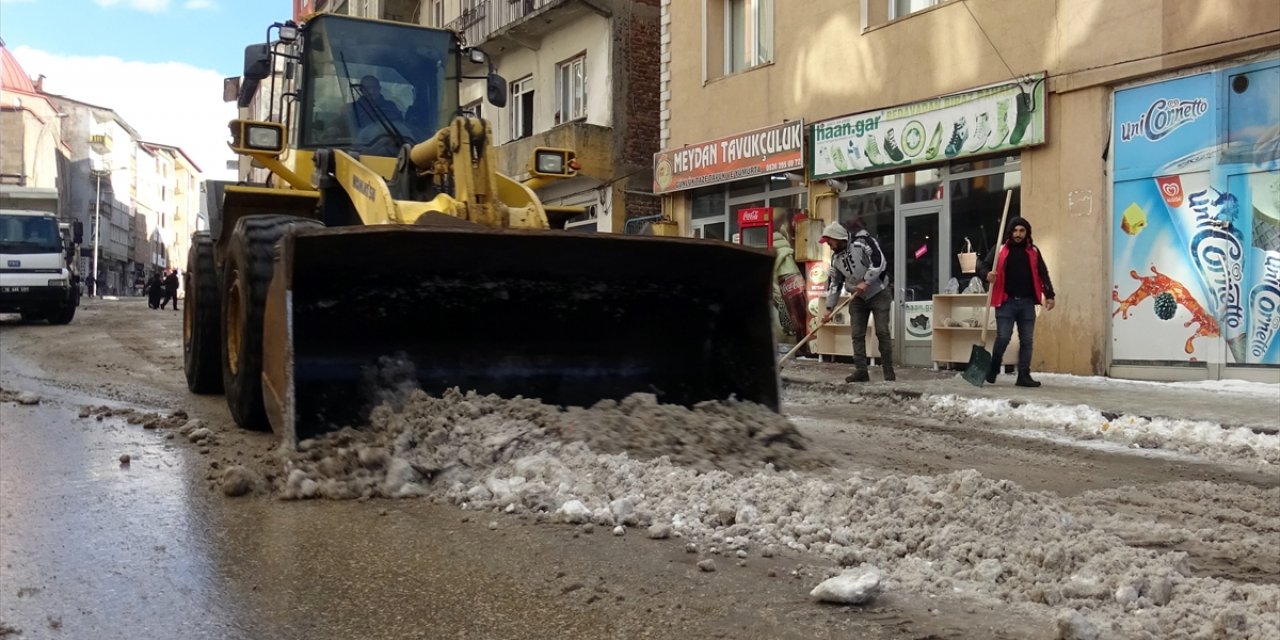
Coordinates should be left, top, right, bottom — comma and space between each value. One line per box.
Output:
820, 219, 894, 383
977, 216, 1056, 387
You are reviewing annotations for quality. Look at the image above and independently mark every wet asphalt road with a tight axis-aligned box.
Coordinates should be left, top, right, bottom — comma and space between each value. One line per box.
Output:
3, 307, 1028, 640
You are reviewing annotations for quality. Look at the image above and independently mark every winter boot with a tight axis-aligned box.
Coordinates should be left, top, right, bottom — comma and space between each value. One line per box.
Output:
845, 369, 871, 383
1015, 368, 1041, 388
882, 366, 896, 382
985, 361, 999, 384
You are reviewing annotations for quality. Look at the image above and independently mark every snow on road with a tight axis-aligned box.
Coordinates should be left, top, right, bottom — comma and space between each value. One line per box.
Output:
274, 385, 1280, 640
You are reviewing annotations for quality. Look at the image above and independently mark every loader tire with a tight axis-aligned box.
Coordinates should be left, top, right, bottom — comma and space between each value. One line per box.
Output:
221, 215, 323, 430
184, 231, 222, 393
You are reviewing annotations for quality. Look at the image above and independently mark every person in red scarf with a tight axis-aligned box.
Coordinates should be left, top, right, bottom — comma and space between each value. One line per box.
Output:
977, 216, 1056, 387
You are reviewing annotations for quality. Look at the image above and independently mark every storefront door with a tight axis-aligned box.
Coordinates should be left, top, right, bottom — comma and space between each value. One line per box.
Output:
898, 203, 942, 366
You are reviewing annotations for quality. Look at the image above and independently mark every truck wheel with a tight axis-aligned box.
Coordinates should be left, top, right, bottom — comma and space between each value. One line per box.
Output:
221, 215, 323, 430
185, 231, 222, 393
47, 303, 76, 325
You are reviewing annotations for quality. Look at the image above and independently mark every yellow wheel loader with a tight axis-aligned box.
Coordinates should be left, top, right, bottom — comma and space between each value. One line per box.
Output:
185, 14, 779, 444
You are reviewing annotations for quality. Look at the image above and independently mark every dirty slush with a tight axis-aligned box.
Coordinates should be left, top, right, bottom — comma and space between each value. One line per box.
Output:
152, 354, 1279, 640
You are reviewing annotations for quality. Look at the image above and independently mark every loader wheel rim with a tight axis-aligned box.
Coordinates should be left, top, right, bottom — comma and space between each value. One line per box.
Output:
226, 266, 243, 377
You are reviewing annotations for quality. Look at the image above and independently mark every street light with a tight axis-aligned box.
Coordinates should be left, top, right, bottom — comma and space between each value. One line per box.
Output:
90, 167, 110, 294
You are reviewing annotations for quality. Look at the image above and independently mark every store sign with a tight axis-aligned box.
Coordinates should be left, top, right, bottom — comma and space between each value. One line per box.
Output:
810, 74, 1047, 180
653, 121, 804, 194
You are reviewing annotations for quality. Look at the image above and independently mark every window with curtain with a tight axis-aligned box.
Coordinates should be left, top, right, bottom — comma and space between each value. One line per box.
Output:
555, 54, 586, 124
891, 0, 938, 19
725, 0, 773, 74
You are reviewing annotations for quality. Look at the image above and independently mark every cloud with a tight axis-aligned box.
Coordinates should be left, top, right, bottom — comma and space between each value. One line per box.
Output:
184, 0, 217, 9
12, 46, 238, 180
92, 0, 171, 11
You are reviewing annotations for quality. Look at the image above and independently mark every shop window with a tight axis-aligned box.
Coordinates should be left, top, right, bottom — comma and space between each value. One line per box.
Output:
900, 168, 944, 204
949, 171, 1021, 278
838, 190, 896, 283
728, 175, 770, 199
509, 76, 534, 141
555, 54, 587, 125
705, 0, 773, 79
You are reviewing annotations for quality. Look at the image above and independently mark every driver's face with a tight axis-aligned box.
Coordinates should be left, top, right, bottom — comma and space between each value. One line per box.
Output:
362, 78, 381, 95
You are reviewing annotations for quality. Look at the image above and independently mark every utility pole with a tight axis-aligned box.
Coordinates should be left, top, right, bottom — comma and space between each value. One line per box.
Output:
92, 169, 102, 284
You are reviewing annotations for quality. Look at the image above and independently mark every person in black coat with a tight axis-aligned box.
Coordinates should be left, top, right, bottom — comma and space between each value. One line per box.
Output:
160, 269, 180, 311
145, 272, 164, 309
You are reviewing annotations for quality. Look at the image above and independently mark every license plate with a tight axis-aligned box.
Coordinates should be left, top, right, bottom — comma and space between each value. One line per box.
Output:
1, 287, 30, 293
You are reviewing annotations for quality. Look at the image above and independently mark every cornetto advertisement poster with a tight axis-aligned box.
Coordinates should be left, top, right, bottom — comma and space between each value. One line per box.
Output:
1111, 58, 1280, 366
653, 121, 804, 194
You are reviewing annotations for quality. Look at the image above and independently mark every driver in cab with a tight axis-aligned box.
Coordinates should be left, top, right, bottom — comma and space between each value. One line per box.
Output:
348, 75, 403, 130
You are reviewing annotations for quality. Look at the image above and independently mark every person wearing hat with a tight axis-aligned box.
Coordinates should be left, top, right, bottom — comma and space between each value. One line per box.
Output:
977, 215, 1056, 387
820, 219, 893, 382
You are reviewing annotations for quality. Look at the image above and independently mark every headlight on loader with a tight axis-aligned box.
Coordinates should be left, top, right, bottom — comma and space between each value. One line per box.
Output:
530, 148, 579, 178
48, 278, 67, 288
229, 119, 287, 156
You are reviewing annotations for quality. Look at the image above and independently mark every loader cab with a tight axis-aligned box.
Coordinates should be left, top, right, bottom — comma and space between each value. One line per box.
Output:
297, 15, 459, 157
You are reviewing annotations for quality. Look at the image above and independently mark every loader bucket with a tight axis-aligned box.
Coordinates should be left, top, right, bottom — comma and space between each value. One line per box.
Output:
261, 225, 780, 443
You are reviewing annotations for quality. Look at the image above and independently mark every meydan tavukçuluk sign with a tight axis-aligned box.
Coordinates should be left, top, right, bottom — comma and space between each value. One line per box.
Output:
810, 74, 1047, 180
653, 121, 804, 194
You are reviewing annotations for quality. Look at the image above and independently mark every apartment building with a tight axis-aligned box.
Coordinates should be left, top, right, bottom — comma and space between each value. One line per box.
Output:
135, 143, 200, 276
293, 0, 662, 232
658, 0, 1279, 383
48, 94, 141, 296
0, 43, 69, 211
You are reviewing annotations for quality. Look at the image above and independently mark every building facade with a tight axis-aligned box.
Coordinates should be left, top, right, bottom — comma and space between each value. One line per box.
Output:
657, 0, 1280, 383
293, 0, 663, 232
47, 95, 141, 296
0, 43, 70, 213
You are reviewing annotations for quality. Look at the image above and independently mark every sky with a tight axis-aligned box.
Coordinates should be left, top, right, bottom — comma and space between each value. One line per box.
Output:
0, 0, 290, 179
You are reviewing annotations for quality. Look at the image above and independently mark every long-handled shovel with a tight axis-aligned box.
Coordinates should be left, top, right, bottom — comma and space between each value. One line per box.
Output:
962, 190, 1013, 387
778, 295, 855, 368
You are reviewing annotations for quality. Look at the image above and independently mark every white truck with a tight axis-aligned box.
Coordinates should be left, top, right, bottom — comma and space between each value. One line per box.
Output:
0, 208, 83, 324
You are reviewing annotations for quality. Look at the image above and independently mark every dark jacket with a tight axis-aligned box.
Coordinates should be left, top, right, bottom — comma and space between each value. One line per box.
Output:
977, 216, 1055, 307
163, 272, 179, 294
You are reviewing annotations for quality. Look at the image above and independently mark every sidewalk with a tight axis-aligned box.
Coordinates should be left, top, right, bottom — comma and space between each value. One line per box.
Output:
780, 358, 1280, 433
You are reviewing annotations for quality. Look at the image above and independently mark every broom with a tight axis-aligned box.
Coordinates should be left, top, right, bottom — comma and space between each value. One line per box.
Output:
962, 190, 1013, 387
778, 295, 855, 368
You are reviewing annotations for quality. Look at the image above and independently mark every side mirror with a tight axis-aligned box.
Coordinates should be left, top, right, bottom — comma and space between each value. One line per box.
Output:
238, 43, 271, 108
223, 77, 241, 103
243, 43, 271, 81
487, 72, 508, 108
72, 221, 84, 245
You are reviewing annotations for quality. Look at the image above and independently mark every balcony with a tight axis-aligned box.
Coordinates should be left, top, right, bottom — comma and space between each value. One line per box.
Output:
89, 134, 113, 153
495, 120, 612, 183
447, 0, 609, 49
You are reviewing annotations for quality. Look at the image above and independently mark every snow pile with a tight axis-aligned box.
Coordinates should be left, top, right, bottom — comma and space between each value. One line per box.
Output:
924, 395, 1280, 466
277, 388, 1280, 639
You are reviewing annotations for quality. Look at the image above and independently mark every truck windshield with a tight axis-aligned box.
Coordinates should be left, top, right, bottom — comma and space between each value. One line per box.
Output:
299, 15, 459, 155
0, 215, 61, 254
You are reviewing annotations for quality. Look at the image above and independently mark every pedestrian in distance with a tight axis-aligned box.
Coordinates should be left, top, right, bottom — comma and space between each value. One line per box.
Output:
977, 216, 1056, 387
820, 219, 894, 383
145, 271, 164, 310
85, 274, 96, 298
160, 268, 180, 312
